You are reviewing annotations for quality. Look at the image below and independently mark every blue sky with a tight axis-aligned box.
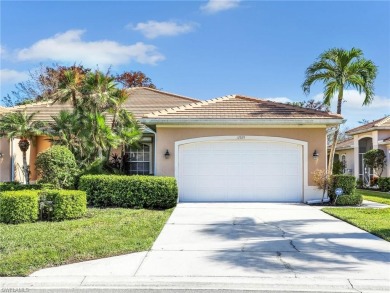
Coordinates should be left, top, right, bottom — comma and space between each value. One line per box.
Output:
1, 0, 389, 128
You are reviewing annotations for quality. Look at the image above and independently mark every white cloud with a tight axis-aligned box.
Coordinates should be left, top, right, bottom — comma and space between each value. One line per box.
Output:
265, 97, 293, 104
312, 90, 390, 128
129, 21, 197, 39
15, 30, 165, 67
0, 45, 6, 57
0, 69, 29, 84
201, 0, 241, 14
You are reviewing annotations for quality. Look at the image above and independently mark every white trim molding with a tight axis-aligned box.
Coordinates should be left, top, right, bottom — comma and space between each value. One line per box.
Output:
174, 136, 311, 202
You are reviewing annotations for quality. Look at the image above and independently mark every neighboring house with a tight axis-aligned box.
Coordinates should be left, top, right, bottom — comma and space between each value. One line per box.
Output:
334, 116, 390, 185
0, 88, 343, 203
0, 106, 11, 182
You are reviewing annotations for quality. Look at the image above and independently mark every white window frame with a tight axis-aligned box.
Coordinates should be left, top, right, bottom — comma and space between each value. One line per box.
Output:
126, 143, 153, 175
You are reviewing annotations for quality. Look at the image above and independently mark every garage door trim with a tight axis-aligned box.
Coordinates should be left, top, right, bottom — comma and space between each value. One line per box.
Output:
175, 136, 309, 202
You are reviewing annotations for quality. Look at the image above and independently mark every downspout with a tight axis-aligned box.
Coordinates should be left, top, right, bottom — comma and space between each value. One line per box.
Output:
148, 128, 157, 176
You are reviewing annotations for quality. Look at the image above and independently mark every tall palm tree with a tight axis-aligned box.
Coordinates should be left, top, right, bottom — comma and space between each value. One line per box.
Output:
302, 48, 377, 175
82, 71, 118, 113
0, 111, 45, 184
54, 67, 86, 107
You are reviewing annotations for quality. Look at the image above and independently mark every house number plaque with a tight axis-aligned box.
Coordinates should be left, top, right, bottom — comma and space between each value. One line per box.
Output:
237, 136, 245, 140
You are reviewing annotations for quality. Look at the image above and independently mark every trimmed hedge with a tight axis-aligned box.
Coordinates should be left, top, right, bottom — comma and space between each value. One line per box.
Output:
378, 177, 390, 192
0, 190, 39, 224
0, 182, 41, 192
39, 190, 86, 221
329, 175, 356, 201
335, 194, 363, 206
0, 182, 54, 192
78, 175, 178, 209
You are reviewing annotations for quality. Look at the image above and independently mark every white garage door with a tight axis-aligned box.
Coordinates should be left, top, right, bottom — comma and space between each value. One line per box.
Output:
177, 139, 303, 202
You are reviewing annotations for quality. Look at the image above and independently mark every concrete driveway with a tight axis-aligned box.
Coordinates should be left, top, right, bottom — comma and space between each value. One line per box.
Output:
28, 203, 390, 291
135, 203, 390, 280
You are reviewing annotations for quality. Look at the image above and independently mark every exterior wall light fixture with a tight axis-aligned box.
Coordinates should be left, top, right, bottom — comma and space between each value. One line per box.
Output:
313, 150, 319, 160
164, 150, 170, 159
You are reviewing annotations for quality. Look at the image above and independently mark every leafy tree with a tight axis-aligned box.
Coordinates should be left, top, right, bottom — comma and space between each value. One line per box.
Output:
303, 47, 377, 175
1, 64, 90, 107
0, 111, 45, 184
364, 149, 386, 177
116, 71, 156, 89
47, 69, 141, 169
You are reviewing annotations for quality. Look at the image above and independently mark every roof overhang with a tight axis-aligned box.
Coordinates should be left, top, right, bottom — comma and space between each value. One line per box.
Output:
140, 118, 344, 129
346, 127, 390, 136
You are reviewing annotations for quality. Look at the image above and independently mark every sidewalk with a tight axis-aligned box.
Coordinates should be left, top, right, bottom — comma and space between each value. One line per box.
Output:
1, 276, 390, 292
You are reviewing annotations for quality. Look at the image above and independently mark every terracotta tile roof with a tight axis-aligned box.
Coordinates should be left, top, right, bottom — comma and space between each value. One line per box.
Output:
0, 107, 9, 114
346, 116, 390, 135
2, 87, 198, 122
143, 95, 343, 120
334, 138, 354, 150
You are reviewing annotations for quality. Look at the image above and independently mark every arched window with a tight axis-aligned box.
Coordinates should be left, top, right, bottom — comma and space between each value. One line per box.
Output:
341, 155, 346, 174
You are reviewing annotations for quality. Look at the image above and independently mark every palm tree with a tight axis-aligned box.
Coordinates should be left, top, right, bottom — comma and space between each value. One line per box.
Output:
302, 48, 377, 175
0, 111, 45, 184
54, 67, 87, 107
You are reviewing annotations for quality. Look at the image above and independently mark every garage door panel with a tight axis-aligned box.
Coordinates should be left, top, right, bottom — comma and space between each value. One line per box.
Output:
178, 140, 303, 202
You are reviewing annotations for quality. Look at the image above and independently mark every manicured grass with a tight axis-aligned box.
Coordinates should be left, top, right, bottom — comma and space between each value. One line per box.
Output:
0, 208, 172, 276
356, 189, 390, 205
323, 208, 390, 241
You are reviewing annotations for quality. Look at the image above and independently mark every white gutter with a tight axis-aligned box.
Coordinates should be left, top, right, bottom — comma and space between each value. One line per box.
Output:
140, 118, 344, 126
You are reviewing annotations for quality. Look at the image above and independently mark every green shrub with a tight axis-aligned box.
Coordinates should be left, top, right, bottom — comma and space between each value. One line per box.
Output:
329, 175, 356, 201
363, 149, 386, 177
35, 146, 79, 189
0, 190, 39, 224
0, 182, 42, 192
335, 193, 363, 206
39, 190, 86, 221
356, 179, 364, 189
378, 177, 390, 192
78, 175, 178, 209
332, 160, 344, 175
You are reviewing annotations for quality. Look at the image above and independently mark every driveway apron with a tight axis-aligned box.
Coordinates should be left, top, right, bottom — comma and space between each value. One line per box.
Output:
136, 203, 390, 279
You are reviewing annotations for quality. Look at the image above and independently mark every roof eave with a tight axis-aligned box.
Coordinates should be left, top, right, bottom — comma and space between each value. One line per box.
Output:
346, 126, 390, 136
140, 118, 344, 126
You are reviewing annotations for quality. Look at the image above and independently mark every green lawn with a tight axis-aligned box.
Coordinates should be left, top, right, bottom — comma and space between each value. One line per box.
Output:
322, 208, 390, 241
0, 208, 172, 276
356, 189, 390, 205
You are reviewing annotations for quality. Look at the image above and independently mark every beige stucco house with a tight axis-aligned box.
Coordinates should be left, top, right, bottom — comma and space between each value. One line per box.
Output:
334, 116, 390, 184
0, 88, 343, 202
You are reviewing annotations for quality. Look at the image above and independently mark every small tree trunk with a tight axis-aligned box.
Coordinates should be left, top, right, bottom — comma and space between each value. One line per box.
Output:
22, 150, 29, 185
18, 138, 30, 185
327, 128, 340, 177
326, 86, 343, 203
106, 109, 118, 162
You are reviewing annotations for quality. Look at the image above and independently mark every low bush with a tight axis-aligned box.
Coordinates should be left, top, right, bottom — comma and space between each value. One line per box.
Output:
0, 182, 42, 192
378, 177, 390, 192
35, 146, 79, 189
79, 175, 178, 209
335, 193, 363, 206
329, 175, 356, 201
39, 190, 87, 221
0, 190, 39, 224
